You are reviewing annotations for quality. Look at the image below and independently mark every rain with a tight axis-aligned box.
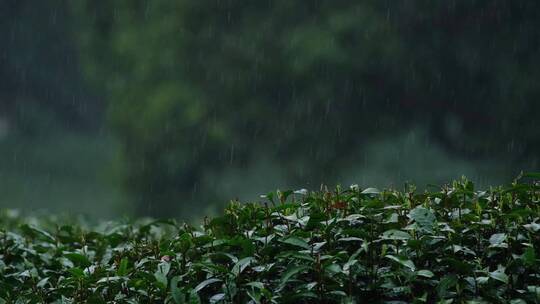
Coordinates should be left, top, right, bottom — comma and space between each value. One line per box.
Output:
0, 1, 538, 220
2, 2, 540, 302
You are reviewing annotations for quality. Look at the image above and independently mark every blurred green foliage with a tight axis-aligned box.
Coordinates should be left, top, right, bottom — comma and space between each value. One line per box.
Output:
0, 0, 102, 134
0, 131, 123, 218
68, 1, 540, 217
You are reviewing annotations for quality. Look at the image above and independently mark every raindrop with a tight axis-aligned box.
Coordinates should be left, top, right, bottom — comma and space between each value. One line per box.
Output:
229, 145, 235, 164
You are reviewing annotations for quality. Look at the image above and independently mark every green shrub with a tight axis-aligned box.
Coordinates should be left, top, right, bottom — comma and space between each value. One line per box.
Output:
1, 175, 539, 303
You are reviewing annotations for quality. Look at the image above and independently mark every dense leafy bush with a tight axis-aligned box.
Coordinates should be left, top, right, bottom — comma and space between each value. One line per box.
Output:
1, 175, 540, 303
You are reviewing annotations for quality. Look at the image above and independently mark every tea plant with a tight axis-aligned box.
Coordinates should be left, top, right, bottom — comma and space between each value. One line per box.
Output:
1, 174, 539, 303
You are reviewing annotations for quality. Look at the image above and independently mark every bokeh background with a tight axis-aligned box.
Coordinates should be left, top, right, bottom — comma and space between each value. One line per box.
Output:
1, 1, 539, 219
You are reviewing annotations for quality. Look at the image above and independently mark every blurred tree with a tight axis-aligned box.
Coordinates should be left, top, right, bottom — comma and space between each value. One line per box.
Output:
71, 1, 540, 217
0, 0, 102, 135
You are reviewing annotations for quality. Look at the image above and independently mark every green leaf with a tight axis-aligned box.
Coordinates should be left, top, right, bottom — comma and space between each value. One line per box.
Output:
527, 286, 540, 296
64, 253, 91, 268
381, 229, 411, 241
437, 275, 457, 298
178, 232, 193, 252
68, 267, 85, 278
154, 261, 171, 288
383, 213, 399, 224
170, 276, 183, 304
475, 276, 489, 285
361, 188, 380, 195
305, 211, 326, 230
489, 267, 508, 284
408, 206, 436, 232
385, 255, 416, 271
194, 278, 222, 293
524, 222, 540, 232
209, 293, 225, 304
416, 270, 434, 278
489, 233, 507, 248
246, 288, 262, 304
523, 172, 540, 179
522, 247, 537, 266
20, 224, 56, 242
36, 277, 49, 288
279, 265, 309, 288
337, 237, 363, 242
280, 236, 310, 249
96, 276, 123, 284
117, 257, 129, 276
188, 291, 202, 304
245, 281, 265, 290
232, 257, 255, 276
324, 263, 341, 274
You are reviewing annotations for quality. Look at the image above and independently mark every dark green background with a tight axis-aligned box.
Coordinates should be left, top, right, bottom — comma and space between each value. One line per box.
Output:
1, 0, 538, 219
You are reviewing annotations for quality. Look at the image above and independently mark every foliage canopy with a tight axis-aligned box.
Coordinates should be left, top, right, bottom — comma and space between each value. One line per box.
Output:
1, 175, 540, 303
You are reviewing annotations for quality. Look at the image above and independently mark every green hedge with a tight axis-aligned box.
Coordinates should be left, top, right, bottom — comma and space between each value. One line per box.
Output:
1, 175, 540, 303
